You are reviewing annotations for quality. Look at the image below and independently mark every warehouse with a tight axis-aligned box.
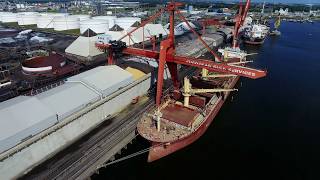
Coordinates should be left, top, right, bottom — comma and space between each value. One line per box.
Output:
0, 65, 151, 179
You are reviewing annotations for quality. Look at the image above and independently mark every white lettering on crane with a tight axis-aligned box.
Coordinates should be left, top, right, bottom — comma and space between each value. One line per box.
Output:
185, 60, 257, 77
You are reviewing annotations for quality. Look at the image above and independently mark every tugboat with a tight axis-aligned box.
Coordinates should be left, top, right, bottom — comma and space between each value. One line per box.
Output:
270, 16, 281, 36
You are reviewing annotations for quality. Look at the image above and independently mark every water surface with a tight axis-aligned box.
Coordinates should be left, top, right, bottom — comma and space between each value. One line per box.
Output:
94, 22, 320, 180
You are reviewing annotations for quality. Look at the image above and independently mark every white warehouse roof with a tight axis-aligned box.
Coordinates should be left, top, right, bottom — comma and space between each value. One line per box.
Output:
0, 96, 57, 153
68, 65, 134, 97
36, 83, 100, 121
0, 65, 134, 154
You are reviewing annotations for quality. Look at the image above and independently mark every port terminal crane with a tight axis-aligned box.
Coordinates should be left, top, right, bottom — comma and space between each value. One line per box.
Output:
96, 0, 266, 109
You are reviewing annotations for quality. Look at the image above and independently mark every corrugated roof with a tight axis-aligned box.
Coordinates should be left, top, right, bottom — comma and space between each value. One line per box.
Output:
0, 65, 135, 153
0, 96, 56, 141
0, 96, 57, 153
36, 83, 100, 121
68, 65, 134, 97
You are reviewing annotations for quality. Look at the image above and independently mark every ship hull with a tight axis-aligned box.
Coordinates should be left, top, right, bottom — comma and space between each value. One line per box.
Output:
244, 38, 265, 45
147, 76, 240, 162
269, 30, 281, 36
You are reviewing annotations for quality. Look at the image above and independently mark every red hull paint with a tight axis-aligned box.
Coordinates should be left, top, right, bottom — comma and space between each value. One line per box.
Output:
147, 76, 240, 162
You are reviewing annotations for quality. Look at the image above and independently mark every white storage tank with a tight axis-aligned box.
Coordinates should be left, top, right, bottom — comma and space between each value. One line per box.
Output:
0, 12, 9, 22
92, 16, 116, 29
70, 14, 90, 21
17, 12, 39, 25
53, 16, 80, 31
1, 13, 18, 23
114, 17, 141, 30
37, 15, 55, 28
37, 13, 68, 29
80, 19, 108, 34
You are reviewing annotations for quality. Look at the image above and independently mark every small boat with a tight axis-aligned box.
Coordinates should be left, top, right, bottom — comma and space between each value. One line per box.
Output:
270, 16, 281, 36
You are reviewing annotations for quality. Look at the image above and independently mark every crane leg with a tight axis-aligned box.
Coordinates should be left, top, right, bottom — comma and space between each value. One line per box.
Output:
167, 62, 179, 91
156, 49, 167, 106
107, 48, 113, 65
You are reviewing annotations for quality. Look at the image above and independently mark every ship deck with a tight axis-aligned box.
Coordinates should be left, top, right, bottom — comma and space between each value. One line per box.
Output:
137, 74, 236, 143
162, 103, 199, 127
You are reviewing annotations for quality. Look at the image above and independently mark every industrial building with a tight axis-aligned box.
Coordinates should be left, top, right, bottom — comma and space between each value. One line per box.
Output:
0, 65, 151, 179
65, 29, 105, 62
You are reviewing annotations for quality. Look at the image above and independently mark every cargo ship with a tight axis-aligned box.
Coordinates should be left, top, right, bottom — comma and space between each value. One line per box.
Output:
137, 68, 239, 162
134, 0, 266, 162
243, 24, 269, 45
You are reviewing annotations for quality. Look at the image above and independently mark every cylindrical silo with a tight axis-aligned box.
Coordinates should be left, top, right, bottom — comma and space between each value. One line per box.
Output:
37, 13, 68, 29
92, 16, 116, 29
53, 16, 80, 31
80, 19, 108, 34
70, 14, 90, 21
114, 17, 141, 30
0, 12, 9, 22
17, 12, 39, 25
1, 13, 18, 23
36, 14, 55, 28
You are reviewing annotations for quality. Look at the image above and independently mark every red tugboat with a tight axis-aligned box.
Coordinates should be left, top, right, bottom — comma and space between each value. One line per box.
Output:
96, 0, 266, 162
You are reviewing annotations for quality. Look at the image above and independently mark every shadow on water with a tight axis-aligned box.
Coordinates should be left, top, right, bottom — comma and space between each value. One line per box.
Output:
93, 22, 320, 180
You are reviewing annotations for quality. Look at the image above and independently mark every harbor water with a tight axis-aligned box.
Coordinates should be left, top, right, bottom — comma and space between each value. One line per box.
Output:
93, 22, 320, 180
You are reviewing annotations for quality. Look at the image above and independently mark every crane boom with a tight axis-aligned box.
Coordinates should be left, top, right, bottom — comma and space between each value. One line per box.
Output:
96, 0, 266, 107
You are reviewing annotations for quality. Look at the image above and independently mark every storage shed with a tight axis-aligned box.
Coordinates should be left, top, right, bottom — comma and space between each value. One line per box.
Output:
0, 96, 57, 154
65, 29, 104, 60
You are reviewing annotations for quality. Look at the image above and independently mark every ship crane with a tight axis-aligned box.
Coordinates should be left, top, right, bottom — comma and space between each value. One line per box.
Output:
182, 77, 238, 107
95, 0, 266, 109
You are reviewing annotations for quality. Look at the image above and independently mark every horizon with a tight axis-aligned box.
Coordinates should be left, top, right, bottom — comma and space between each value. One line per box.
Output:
213, 0, 320, 5
251, 0, 319, 4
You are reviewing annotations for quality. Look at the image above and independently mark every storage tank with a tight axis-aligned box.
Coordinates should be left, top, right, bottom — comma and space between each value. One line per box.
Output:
70, 14, 90, 21
114, 17, 141, 30
22, 54, 66, 75
92, 16, 116, 29
0, 12, 9, 22
1, 13, 18, 23
17, 12, 39, 25
80, 19, 108, 34
37, 13, 68, 29
54, 16, 80, 31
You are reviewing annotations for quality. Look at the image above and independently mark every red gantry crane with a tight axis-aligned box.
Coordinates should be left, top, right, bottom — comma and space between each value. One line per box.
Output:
96, 0, 266, 107
233, 0, 251, 48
